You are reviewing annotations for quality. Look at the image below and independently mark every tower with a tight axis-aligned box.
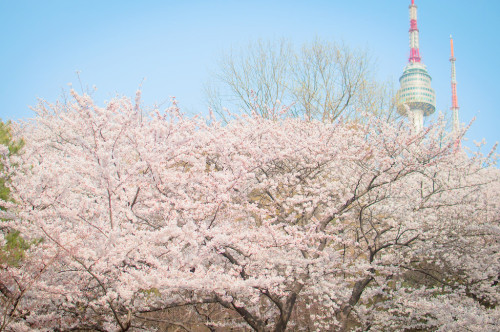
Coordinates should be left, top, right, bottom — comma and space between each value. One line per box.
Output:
450, 35, 460, 134
396, 0, 436, 131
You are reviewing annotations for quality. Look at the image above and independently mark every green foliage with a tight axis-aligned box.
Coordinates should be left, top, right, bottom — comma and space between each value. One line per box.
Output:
0, 120, 24, 206
0, 120, 27, 266
0, 230, 30, 266
0, 120, 24, 154
139, 287, 161, 299
0, 178, 8, 205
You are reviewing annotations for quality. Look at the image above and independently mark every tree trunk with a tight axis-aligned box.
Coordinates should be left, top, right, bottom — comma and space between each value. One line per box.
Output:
337, 277, 372, 331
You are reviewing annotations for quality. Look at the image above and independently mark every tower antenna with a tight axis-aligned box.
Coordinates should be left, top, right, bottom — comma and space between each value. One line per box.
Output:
450, 35, 460, 134
409, 0, 421, 62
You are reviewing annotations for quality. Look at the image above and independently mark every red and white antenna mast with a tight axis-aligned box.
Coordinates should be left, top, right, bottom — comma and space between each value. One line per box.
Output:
450, 35, 460, 134
409, 0, 421, 62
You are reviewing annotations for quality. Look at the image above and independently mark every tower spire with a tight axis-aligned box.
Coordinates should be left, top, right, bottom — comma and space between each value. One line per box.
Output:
409, 0, 421, 62
450, 35, 460, 134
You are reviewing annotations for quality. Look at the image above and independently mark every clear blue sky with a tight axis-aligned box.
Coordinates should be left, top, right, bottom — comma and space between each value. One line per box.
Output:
1, 0, 498, 151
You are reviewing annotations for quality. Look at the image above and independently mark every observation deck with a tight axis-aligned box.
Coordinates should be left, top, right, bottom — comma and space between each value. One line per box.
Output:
396, 61, 436, 117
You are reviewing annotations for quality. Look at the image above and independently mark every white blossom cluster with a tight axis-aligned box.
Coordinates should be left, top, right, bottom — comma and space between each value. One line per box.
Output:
0, 90, 498, 331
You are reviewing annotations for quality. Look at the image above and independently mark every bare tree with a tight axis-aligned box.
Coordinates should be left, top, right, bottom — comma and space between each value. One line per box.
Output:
206, 39, 400, 122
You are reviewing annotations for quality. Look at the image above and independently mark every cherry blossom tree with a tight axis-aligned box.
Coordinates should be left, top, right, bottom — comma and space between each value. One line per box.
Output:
0, 90, 498, 331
